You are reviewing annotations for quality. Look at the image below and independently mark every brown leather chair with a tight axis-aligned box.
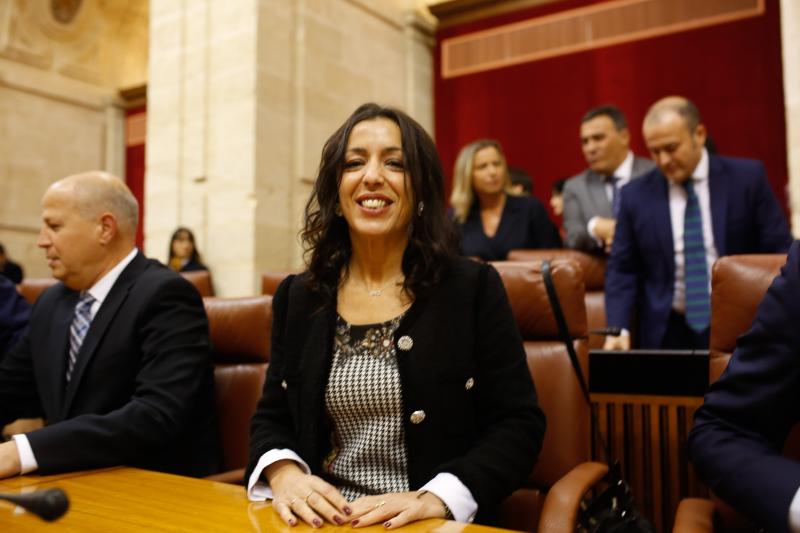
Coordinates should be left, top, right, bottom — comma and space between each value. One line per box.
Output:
181, 270, 215, 297
261, 270, 297, 296
17, 278, 58, 305
203, 295, 272, 483
507, 249, 607, 350
673, 253, 788, 532
492, 260, 607, 532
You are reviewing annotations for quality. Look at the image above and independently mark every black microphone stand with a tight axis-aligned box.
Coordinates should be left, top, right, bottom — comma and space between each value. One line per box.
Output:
0, 488, 69, 521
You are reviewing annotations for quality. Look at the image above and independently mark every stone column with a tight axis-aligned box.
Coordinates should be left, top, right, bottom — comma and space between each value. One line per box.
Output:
147, 0, 436, 296
781, 0, 800, 236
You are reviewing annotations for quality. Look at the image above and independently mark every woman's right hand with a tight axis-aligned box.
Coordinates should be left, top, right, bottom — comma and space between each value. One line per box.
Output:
266, 459, 352, 528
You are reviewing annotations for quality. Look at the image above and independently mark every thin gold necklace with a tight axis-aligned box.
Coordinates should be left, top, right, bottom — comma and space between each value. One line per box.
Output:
356, 276, 403, 297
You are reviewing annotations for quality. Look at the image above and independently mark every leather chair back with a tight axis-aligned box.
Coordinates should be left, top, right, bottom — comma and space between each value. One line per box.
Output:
17, 278, 58, 305
492, 260, 591, 531
181, 270, 215, 297
508, 249, 606, 349
709, 254, 786, 382
204, 295, 272, 478
261, 271, 297, 296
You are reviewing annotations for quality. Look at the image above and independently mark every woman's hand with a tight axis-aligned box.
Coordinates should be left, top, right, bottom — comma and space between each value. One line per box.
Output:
266, 459, 351, 528
348, 490, 449, 529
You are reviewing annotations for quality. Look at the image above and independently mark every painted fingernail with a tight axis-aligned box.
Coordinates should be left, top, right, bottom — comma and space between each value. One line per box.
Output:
333, 515, 343, 525
351, 519, 360, 526
343, 506, 353, 515
313, 518, 322, 528
384, 521, 392, 528
288, 518, 296, 526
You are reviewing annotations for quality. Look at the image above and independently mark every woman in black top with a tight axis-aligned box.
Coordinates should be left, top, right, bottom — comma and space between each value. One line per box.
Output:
246, 104, 545, 529
450, 140, 560, 260
167, 227, 208, 272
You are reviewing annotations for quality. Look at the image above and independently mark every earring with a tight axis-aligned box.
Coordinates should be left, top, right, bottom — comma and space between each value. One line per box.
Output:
335, 203, 343, 217
417, 201, 424, 216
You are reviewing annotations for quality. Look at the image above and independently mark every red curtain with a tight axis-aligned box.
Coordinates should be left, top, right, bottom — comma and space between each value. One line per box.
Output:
434, 0, 788, 220
125, 106, 146, 249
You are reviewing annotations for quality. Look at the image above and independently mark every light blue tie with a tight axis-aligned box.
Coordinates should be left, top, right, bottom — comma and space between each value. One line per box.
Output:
683, 179, 710, 332
67, 293, 95, 382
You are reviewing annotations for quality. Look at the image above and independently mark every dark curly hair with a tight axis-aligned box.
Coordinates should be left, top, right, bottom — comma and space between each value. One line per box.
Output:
302, 103, 458, 304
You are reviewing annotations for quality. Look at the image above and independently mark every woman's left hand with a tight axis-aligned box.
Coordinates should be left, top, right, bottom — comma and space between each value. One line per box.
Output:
348, 491, 448, 529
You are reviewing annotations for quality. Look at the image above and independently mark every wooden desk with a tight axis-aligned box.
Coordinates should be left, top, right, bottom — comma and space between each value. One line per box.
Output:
0, 468, 518, 532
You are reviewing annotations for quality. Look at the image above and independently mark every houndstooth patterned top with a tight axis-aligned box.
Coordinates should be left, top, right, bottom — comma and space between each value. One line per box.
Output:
323, 313, 410, 501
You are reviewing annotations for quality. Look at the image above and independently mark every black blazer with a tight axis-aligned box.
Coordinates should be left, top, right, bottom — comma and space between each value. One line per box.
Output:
457, 194, 561, 261
0, 252, 220, 477
247, 257, 545, 524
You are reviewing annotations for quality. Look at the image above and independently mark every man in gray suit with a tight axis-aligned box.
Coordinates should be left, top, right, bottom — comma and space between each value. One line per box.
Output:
563, 105, 654, 253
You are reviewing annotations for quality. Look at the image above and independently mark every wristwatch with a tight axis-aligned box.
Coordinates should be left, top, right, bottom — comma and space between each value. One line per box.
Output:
416, 490, 454, 520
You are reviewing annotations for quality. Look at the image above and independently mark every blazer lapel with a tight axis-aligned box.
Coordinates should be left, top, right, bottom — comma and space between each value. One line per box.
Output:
61, 253, 147, 415
42, 290, 78, 415
650, 174, 675, 271
707, 156, 728, 256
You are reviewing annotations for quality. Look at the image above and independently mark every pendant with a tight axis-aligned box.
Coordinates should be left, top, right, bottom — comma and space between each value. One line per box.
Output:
368, 289, 383, 297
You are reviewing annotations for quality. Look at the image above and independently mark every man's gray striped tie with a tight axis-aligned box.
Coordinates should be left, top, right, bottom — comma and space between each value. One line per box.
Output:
66, 293, 95, 382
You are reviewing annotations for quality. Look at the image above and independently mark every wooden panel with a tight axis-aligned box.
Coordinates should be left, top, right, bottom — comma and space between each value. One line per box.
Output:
441, 0, 764, 78
591, 394, 708, 533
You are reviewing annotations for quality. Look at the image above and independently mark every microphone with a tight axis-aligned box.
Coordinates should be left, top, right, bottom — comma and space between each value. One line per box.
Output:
0, 488, 69, 521
590, 326, 622, 336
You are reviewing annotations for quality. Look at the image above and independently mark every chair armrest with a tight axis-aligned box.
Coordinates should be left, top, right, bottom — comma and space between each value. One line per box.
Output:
205, 467, 246, 485
2, 418, 45, 440
673, 498, 715, 533
538, 461, 609, 533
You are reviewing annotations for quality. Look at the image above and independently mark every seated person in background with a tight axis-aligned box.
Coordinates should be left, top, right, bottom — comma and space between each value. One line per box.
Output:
247, 103, 545, 529
168, 226, 209, 272
689, 241, 800, 533
0, 243, 24, 284
0, 171, 219, 478
562, 105, 654, 254
508, 166, 533, 196
451, 139, 560, 260
604, 96, 791, 351
0, 274, 29, 360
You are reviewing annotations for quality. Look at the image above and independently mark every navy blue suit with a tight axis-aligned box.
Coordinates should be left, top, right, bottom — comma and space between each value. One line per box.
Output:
457, 194, 561, 261
690, 241, 800, 532
605, 155, 791, 348
0, 274, 29, 359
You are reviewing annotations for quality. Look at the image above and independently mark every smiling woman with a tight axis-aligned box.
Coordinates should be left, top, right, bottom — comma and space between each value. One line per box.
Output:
246, 103, 546, 529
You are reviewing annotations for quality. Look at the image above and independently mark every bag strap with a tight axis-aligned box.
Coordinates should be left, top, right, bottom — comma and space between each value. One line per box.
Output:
542, 260, 613, 463
541, 260, 591, 404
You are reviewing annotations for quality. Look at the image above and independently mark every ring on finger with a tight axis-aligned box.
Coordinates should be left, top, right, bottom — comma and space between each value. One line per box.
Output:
374, 500, 386, 510
304, 490, 315, 503
288, 497, 299, 506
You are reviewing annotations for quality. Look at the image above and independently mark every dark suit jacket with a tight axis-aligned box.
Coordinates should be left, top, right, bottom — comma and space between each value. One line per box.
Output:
605, 155, 792, 348
562, 156, 655, 253
0, 252, 220, 476
0, 260, 23, 284
247, 258, 545, 524
689, 241, 800, 533
457, 194, 561, 261
0, 274, 29, 359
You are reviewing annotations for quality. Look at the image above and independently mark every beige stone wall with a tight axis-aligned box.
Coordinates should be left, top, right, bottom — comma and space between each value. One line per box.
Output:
0, 0, 147, 278
147, 0, 436, 296
781, 0, 800, 236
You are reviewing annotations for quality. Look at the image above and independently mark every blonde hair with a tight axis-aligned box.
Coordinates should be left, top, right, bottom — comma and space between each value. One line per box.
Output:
450, 139, 509, 223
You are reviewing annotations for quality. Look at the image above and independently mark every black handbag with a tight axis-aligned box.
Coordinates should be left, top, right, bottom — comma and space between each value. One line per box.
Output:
541, 261, 655, 533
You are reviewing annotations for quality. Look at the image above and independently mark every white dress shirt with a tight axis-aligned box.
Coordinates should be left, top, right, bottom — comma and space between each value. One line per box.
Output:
667, 149, 718, 313
13, 247, 139, 474
247, 449, 478, 523
588, 150, 635, 240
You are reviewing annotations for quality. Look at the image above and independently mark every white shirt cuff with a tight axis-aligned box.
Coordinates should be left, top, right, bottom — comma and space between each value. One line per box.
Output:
246, 448, 310, 501
789, 484, 800, 531
420, 472, 477, 523
11, 434, 38, 474
587, 216, 605, 246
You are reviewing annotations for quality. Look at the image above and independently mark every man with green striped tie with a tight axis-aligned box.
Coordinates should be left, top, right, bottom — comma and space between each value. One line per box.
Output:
603, 96, 791, 350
